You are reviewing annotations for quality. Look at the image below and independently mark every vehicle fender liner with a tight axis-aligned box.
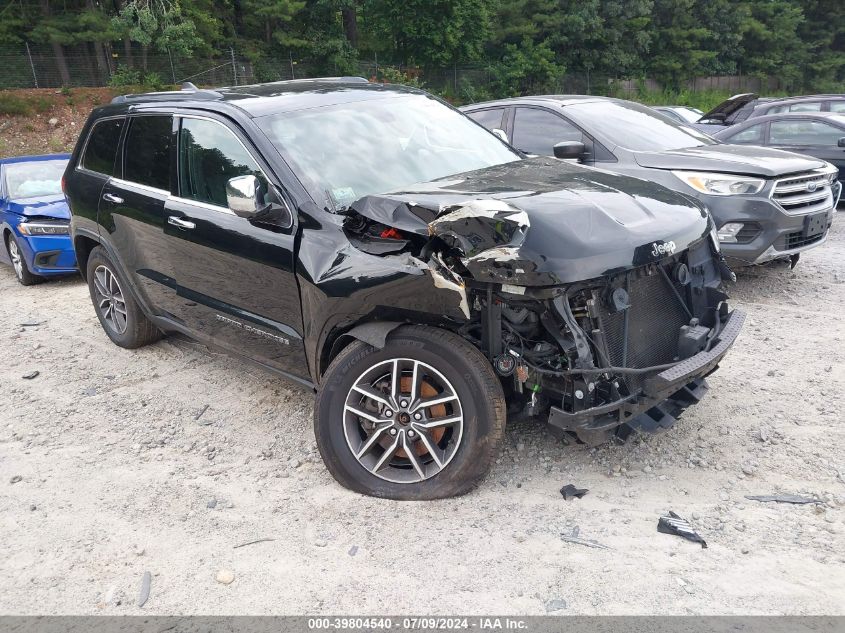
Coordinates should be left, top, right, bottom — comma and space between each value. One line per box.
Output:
338, 321, 404, 351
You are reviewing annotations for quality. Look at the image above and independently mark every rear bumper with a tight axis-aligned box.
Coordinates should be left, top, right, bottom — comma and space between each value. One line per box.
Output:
548, 309, 745, 440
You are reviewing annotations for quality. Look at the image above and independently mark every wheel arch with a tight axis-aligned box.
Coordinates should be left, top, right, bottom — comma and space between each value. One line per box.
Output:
73, 231, 100, 281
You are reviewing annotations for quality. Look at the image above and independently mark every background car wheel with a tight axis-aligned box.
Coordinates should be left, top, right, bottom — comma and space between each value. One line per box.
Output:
86, 246, 162, 349
5, 233, 40, 286
315, 325, 506, 500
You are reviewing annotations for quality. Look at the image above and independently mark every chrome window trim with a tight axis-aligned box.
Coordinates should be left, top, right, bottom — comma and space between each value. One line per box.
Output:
110, 177, 170, 197
168, 195, 236, 215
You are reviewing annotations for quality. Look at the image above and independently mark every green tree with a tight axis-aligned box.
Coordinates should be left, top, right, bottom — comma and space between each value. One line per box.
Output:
797, 0, 845, 90
739, 0, 806, 89
113, 0, 203, 69
489, 37, 564, 96
364, 0, 490, 68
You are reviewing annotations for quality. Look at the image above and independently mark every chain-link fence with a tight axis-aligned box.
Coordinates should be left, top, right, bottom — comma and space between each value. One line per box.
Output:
0, 41, 786, 100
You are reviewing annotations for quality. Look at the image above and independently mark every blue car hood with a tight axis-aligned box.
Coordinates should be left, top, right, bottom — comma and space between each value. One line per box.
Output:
5, 194, 70, 220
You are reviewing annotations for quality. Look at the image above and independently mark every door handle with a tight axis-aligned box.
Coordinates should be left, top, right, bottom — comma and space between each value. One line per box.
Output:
167, 216, 196, 230
102, 193, 124, 204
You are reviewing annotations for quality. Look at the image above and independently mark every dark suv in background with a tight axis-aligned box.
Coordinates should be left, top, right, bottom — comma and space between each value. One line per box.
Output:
697, 93, 845, 128
64, 79, 742, 499
463, 96, 839, 267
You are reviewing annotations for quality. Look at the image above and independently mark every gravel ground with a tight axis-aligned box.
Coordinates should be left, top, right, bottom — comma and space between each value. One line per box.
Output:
1, 216, 843, 616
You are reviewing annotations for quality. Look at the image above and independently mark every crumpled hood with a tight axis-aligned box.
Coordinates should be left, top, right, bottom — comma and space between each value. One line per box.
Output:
634, 144, 826, 177
5, 194, 71, 220
348, 157, 711, 285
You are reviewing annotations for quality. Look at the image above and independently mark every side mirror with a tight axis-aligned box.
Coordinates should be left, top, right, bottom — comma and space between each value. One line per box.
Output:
553, 141, 586, 160
226, 174, 265, 218
838, 137, 845, 148
492, 128, 509, 143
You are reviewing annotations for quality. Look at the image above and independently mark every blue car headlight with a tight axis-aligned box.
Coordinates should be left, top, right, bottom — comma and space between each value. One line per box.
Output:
18, 220, 70, 236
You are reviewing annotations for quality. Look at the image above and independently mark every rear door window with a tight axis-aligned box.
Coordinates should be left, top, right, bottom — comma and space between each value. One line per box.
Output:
123, 115, 172, 191
81, 118, 125, 176
512, 107, 582, 155
770, 119, 844, 145
467, 108, 507, 132
178, 118, 266, 208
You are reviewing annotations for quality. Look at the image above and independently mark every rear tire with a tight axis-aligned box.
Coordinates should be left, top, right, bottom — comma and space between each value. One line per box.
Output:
86, 246, 162, 349
5, 232, 40, 286
315, 325, 506, 500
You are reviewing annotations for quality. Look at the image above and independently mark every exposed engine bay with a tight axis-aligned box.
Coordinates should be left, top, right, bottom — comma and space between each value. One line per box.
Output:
338, 158, 744, 444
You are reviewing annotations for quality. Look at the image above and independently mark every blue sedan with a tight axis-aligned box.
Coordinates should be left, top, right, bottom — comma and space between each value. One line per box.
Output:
1, 154, 77, 285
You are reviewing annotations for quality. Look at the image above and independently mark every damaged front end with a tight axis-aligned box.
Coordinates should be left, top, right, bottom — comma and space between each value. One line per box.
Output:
340, 160, 744, 445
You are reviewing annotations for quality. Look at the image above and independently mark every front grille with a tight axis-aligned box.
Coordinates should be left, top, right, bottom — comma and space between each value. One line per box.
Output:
771, 171, 834, 215
594, 265, 690, 394
784, 230, 825, 250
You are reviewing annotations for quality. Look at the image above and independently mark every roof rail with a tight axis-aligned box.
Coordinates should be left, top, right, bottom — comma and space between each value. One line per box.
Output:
260, 76, 369, 85
110, 85, 222, 105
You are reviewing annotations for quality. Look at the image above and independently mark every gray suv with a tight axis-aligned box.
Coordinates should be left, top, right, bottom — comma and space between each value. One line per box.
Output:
463, 96, 840, 267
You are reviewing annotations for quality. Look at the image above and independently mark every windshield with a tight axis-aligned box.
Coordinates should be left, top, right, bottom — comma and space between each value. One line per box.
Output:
567, 100, 717, 152
256, 94, 520, 210
4, 159, 68, 199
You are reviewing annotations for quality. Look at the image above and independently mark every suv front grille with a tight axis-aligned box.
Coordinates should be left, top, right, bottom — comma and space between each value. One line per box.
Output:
593, 264, 690, 395
771, 171, 834, 215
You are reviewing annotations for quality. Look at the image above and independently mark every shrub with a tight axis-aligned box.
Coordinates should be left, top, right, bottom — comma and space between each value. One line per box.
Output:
377, 67, 424, 89
108, 65, 142, 88
0, 92, 31, 116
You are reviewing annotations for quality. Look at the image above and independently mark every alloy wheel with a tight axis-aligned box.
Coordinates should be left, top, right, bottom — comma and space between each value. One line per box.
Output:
7, 238, 23, 280
343, 358, 464, 484
93, 265, 128, 335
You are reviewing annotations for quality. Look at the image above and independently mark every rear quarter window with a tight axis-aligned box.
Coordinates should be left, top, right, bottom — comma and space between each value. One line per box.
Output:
81, 118, 125, 176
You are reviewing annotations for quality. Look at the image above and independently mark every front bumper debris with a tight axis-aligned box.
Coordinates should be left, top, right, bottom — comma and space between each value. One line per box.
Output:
547, 309, 745, 444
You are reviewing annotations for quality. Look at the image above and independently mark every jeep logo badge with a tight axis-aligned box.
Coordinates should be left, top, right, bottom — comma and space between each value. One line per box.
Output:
651, 241, 677, 258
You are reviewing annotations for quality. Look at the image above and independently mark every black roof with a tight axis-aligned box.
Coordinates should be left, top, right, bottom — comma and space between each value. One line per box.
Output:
105, 77, 425, 118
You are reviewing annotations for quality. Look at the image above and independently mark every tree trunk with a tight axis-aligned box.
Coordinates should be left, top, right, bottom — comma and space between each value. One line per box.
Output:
342, 6, 358, 48
265, 18, 272, 45
86, 0, 111, 82
123, 38, 134, 67
40, 0, 71, 86
141, 44, 149, 72
50, 41, 72, 86
232, 0, 244, 39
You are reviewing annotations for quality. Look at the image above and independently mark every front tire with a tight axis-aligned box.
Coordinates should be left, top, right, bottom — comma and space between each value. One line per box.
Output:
5, 233, 40, 286
86, 246, 162, 349
315, 325, 506, 500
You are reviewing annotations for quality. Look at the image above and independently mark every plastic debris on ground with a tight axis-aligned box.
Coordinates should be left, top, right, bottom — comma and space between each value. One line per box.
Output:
560, 484, 589, 500
657, 511, 707, 548
745, 494, 822, 505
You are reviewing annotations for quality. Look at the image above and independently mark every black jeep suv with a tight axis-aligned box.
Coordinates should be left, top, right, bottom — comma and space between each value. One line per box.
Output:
64, 79, 743, 499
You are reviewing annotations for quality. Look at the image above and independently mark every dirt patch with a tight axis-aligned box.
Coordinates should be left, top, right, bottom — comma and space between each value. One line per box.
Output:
0, 88, 117, 157
0, 217, 843, 615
